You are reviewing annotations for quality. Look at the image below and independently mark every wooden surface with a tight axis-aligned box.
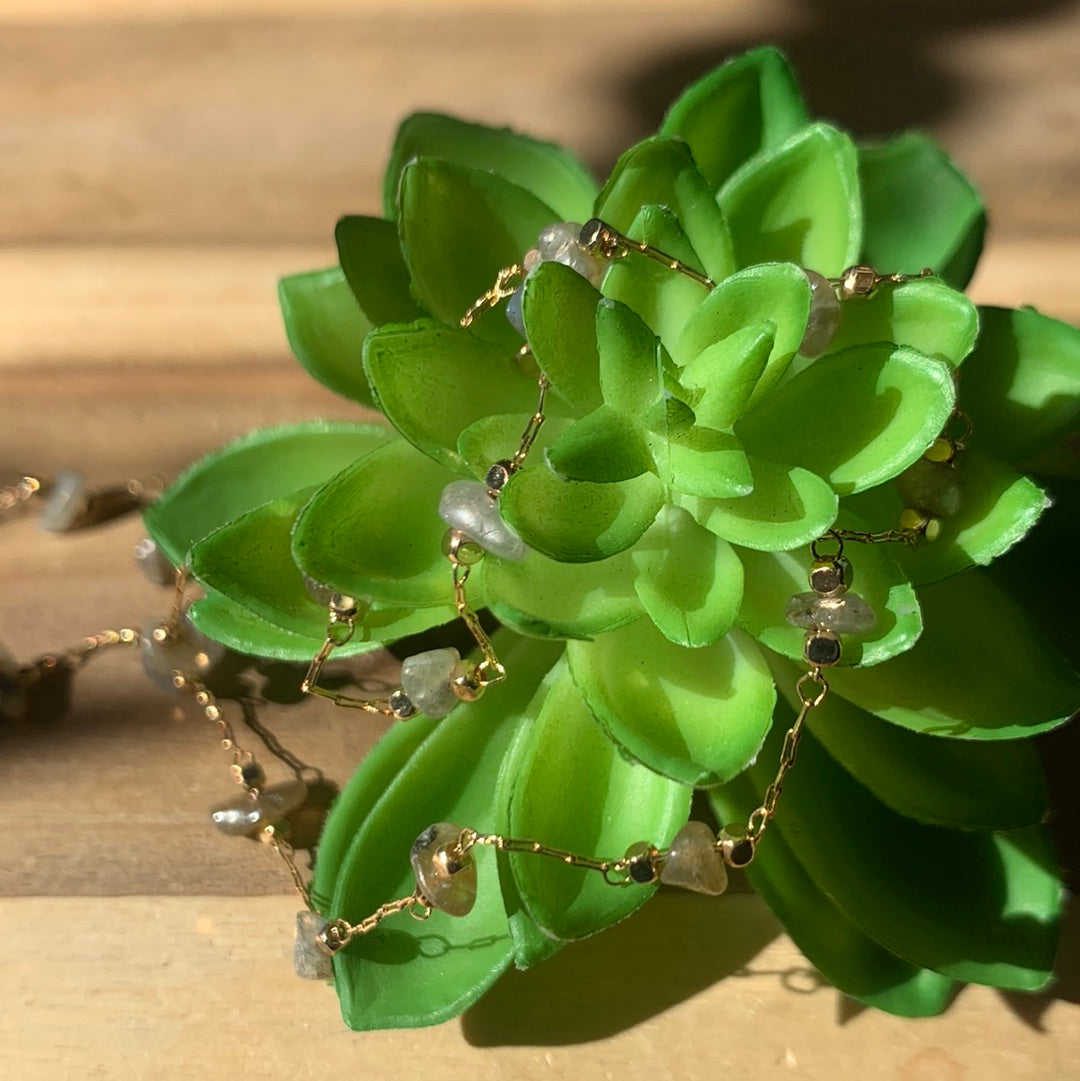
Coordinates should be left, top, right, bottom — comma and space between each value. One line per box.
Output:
2, 2, 1078, 1078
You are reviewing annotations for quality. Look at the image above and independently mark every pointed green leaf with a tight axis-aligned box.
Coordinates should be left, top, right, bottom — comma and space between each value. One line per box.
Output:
736, 511, 922, 667
190, 489, 456, 655
961, 306, 1080, 464
710, 771, 957, 1017
335, 216, 425, 326
144, 422, 394, 567
506, 657, 691, 939
672, 262, 812, 404
485, 547, 640, 640
600, 205, 709, 356
859, 133, 986, 290
500, 464, 663, 563
329, 634, 562, 1030
383, 113, 597, 223
734, 713, 1062, 991
649, 423, 753, 500
521, 260, 603, 413
719, 123, 861, 275
660, 47, 810, 191
677, 456, 838, 552
678, 323, 774, 430
399, 158, 557, 349
568, 619, 773, 787
845, 448, 1051, 585
770, 655, 1048, 830
364, 319, 544, 471
292, 437, 465, 606
546, 405, 653, 483
827, 569, 1080, 738
596, 297, 666, 416
737, 343, 956, 495
456, 411, 570, 481
594, 137, 735, 281
311, 713, 440, 913
825, 278, 979, 368
631, 505, 743, 648
278, 266, 375, 407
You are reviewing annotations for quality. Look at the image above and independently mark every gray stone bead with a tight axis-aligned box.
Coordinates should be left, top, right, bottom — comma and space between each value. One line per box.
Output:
438, 480, 530, 562
660, 821, 729, 896
139, 616, 226, 692
133, 537, 175, 586
785, 591, 877, 635
293, 910, 334, 980
536, 221, 606, 286
505, 288, 525, 337
39, 469, 89, 532
400, 647, 461, 718
799, 270, 842, 358
409, 822, 478, 917
896, 458, 963, 518
210, 778, 309, 837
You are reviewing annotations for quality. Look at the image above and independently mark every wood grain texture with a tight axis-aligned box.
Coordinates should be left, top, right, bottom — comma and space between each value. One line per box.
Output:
1, 1, 1078, 1075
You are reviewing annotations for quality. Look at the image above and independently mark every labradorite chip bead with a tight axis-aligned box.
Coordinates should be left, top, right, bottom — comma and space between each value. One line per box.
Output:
438, 480, 530, 562
409, 822, 478, 917
784, 592, 877, 635
139, 616, 226, 692
133, 537, 175, 586
210, 778, 309, 837
895, 458, 963, 519
400, 647, 461, 719
39, 469, 89, 533
799, 269, 842, 358
293, 910, 334, 980
660, 821, 729, 896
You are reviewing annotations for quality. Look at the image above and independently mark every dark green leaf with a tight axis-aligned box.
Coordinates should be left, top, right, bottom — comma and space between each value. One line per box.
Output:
278, 266, 375, 407
660, 46, 809, 191
859, 133, 986, 290
961, 306, 1080, 463
719, 123, 861, 275
144, 422, 394, 567
568, 620, 774, 786
546, 405, 654, 483
335, 216, 426, 326
383, 113, 597, 223
595, 297, 666, 416
505, 657, 691, 938
399, 159, 557, 349
456, 411, 570, 481
826, 569, 1080, 738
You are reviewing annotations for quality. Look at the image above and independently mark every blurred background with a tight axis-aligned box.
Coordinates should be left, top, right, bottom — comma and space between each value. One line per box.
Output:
1, 2, 1077, 1078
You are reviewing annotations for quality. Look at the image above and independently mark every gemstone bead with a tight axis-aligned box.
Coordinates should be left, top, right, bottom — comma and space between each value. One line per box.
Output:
210, 778, 309, 837
799, 270, 842, 357
39, 469, 89, 532
660, 821, 728, 896
624, 841, 659, 884
535, 222, 606, 286
389, 688, 417, 720
133, 537, 175, 586
785, 591, 877, 635
409, 822, 477, 917
484, 460, 513, 493
895, 458, 963, 519
400, 647, 461, 718
438, 480, 530, 561
139, 616, 226, 692
293, 910, 334, 980
505, 287, 525, 336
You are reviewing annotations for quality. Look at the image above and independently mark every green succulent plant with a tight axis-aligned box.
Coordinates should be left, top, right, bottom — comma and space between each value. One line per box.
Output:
144, 47, 1080, 1030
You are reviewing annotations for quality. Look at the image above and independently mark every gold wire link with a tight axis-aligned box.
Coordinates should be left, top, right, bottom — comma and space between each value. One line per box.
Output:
66, 627, 140, 667
0, 475, 43, 516
173, 672, 260, 772
509, 370, 551, 472
460, 265, 523, 328
300, 603, 396, 715
831, 525, 922, 547
266, 830, 313, 908
451, 564, 505, 685
746, 667, 829, 842
320, 892, 430, 951
467, 830, 633, 885
579, 219, 715, 289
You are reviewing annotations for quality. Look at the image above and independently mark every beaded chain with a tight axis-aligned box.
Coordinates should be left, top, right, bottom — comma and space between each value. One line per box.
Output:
0, 218, 971, 981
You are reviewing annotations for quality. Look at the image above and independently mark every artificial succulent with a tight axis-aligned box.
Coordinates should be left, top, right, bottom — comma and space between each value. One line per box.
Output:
144, 47, 1080, 1030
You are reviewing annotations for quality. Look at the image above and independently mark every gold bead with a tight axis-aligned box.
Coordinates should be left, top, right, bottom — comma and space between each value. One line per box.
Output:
923, 437, 957, 465
441, 529, 485, 566
838, 264, 879, 300
804, 628, 842, 667
808, 557, 849, 596
718, 825, 756, 869
450, 661, 486, 702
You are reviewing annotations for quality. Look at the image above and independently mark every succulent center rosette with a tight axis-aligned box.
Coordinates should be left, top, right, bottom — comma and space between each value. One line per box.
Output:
144, 47, 1080, 1031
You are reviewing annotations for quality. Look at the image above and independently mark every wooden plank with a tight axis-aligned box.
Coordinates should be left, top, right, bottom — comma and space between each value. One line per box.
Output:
1, 893, 1077, 1080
